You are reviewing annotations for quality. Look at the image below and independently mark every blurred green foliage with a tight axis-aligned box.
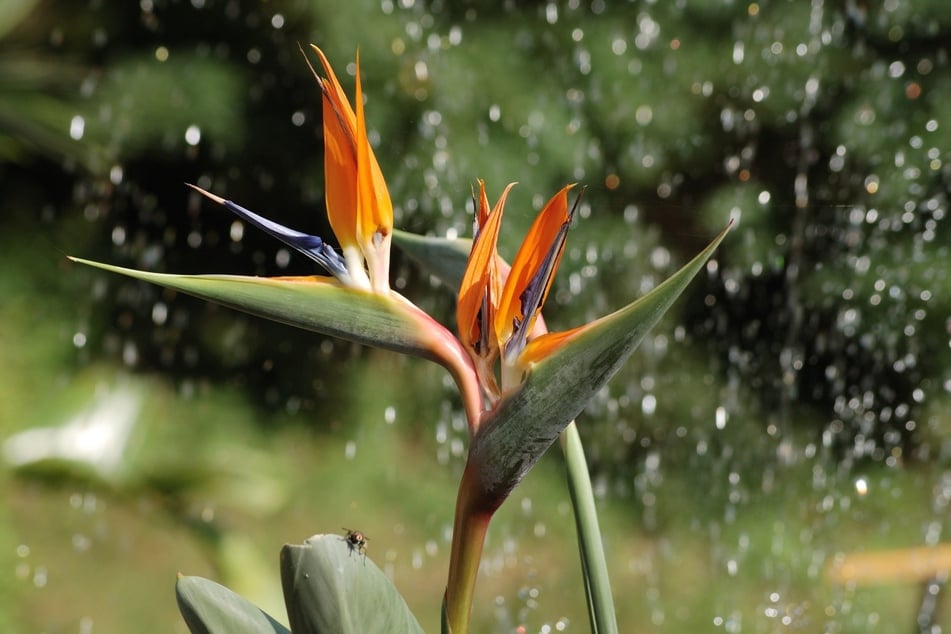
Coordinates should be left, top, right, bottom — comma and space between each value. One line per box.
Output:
2, 0, 950, 632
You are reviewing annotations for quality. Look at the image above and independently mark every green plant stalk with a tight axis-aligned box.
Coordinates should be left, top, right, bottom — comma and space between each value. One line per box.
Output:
444, 461, 493, 634
560, 420, 617, 634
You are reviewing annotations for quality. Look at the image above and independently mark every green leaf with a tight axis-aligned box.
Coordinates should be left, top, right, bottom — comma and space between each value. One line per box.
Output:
392, 228, 472, 292
0, 0, 38, 39
468, 223, 732, 507
68, 259, 443, 357
280, 534, 424, 634
176, 575, 290, 634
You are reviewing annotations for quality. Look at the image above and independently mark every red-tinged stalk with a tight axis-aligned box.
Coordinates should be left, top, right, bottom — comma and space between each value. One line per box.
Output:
444, 460, 495, 634
403, 298, 484, 434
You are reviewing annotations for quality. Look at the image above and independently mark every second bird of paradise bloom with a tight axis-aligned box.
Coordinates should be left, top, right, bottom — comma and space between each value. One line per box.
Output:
457, 180, 584, 407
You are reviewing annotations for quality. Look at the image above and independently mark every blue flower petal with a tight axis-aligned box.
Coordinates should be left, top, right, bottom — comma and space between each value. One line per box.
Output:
209, 193, 350, 280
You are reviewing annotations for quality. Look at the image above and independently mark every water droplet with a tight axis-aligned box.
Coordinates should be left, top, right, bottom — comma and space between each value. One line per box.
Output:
122, 341, 139, 366
69, 115, 85, 140
715, 406, 728, 430
33, 565, 48, 588
641, 393, 656, 416
184, 125, 201, 146
854, 477, 869, 496
635, 105, 653, 126
229, 220, 244, 242
72, 533, 92, 552
151, 302, 168, 326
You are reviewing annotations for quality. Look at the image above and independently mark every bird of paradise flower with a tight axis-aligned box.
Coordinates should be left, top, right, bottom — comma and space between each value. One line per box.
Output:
71, 45, 730, 634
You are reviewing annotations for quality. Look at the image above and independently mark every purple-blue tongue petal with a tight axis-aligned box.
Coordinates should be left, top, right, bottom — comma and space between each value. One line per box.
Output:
220, 198, 350, 280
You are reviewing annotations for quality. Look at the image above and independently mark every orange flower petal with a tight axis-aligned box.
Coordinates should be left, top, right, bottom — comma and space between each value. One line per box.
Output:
456, 182, 516, 357
309, 45, 359, 251
475, 178, 491, 233
496, 184, 577, 360
518, 323, 586, 368
354, 50, 394, 291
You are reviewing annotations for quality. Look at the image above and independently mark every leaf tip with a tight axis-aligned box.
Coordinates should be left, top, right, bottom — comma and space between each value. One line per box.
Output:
186, 182, 226, 205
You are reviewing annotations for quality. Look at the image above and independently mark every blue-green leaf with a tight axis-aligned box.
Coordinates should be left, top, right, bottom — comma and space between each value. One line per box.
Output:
393, 228, 472, 292
176, 575, 289, 634
281, 534, 424, 634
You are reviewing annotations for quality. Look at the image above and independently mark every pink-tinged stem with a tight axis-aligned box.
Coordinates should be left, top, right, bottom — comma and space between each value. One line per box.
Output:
434, 334, 484, 434
414, 307, 485, 433
444, 460, 493, 634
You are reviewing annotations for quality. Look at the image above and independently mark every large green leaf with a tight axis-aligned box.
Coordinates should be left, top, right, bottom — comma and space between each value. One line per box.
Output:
468, 223, 732, 508
69, 258, 448, 358
280, 534, 424, 634
176, 575, 290, 634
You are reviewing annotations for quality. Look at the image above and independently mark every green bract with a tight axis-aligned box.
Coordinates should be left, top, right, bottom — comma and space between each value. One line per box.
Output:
397, 224, 732, 510
468, 224, 730, 508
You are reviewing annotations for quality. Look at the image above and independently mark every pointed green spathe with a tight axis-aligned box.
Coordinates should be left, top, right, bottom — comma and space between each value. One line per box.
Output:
467, 223, 732, 509
68, 258, 451, 359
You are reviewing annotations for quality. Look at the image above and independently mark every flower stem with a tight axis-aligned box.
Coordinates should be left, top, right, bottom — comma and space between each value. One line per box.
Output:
560, 421, 617, 634
444, 461, 492, 634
